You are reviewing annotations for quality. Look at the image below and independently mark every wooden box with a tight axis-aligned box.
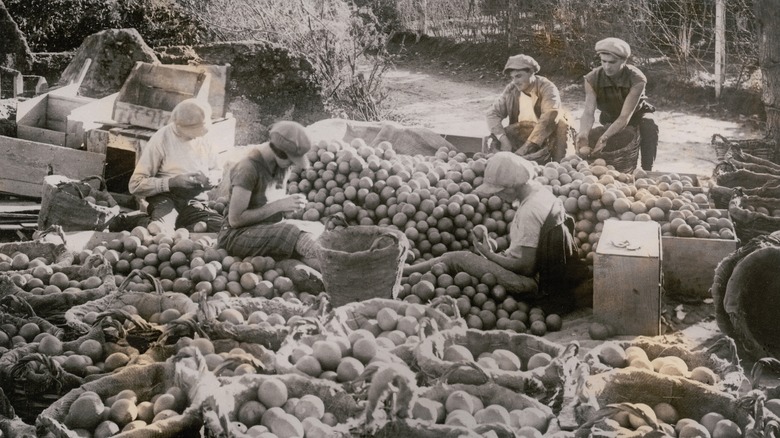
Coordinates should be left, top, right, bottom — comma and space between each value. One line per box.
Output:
594, 220, 662, 336
0, 135, 105, 198
16, 83, 94, 148
661, 210, 738, 300
112, 62, 211, 130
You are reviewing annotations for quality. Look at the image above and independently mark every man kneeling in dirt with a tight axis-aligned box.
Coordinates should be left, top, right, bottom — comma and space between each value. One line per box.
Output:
121, 98, 224, 233
486, 54, 572, 162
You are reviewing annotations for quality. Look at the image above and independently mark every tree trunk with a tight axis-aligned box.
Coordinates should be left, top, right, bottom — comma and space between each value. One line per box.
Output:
755, 0, 780, 157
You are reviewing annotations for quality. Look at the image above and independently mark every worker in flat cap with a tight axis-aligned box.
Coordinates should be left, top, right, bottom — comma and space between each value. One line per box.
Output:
403, 152, 588, 314
218, 121, 325, 281
125, 98, 223, 233
486, 54, 572, 162
577, 37, 659, 170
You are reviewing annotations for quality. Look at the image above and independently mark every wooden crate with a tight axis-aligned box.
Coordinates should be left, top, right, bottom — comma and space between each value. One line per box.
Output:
0, 135, 105, 198
594, 220, 662, 336
112, 62, 211, 130
16, 83, 94, 148
661, 210, 738, 300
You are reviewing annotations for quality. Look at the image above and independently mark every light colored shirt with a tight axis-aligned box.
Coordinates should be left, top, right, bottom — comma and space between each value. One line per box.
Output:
486, 75, 563, 145
506, 184, 555, 257
128, 124, 220, 197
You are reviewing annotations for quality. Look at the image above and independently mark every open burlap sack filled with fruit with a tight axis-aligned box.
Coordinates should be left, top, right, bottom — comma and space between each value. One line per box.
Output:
711, 231, 780, 362
64, 271, 199, 356
0, 226, 74, 269
583, 337, 745, 393
415, 328, 575, 406
0, 295, 64, 341
38, 175, 121, 232
327, 297, 467, 366
357, 378, 554, 438
1, 254, 116, 325
710, 179, 780, 209
199, 295, 327, 352
38, 352, 214, 438
201, 373, 361, 437
574, 368, 753, 435
0, 325, 109, 424
729, 194, 780, 244
713, 161, 780, 190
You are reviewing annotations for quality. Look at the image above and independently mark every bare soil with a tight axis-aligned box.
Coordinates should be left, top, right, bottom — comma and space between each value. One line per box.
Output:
382, 38, 765, 182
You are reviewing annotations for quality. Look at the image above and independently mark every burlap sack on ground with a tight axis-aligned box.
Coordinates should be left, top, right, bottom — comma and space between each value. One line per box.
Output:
199, 296, 324, 351
202, 373, 361, 437
317, 226, 409, 308
1, 254, 116, 326
575, 368, 752, 433
0, 326, 107, 424
711, 231, 780, 362
343, 120, 456, 157
64, 270, 197, 340
583, 336, 745, 393
362, 382, 553, 438
38, 175, 120, 232
38, 359, 207, 438
729, 194, 780, 244
0, 229, 73, 268
415, 328, 572, 403
327, 297, 466, 366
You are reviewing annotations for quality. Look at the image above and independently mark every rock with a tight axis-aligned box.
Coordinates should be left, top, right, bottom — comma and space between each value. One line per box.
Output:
0, 1, 33, 72
57, 28, 159, 98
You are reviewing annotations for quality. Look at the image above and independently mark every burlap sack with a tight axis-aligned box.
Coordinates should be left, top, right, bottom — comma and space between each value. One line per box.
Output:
202, 373, 361, 437
580, 125, 640, 174
0, 226, 73, 267
38, 175, 120, 232
583, 337, 745, 393
711, 231, 780, 361
415, 329, 573, 405
575, 368, 752, 433
64, 270, 197, 341
729, 194, 780, 244
38, 358, 210, 438
713, 161, 780, 190
363, 382, 553, 438
1, 254, 116, 325
327, 297, 466, 366
199, 295, 324, 351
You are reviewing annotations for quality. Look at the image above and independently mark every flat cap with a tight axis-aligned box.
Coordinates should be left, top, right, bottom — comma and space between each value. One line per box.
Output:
503, 54, 540, 74
595, 37, 631, 59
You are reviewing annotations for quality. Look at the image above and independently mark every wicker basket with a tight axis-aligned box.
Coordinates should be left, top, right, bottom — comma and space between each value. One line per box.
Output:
712, 133, 777, 163
580, 125, 640, 174
317, 226, 409, 308
728, 194, 780, 244
711, 231, 780, 361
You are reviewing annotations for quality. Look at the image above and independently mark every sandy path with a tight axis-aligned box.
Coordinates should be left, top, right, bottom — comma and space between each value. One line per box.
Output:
383, 65, 762, 179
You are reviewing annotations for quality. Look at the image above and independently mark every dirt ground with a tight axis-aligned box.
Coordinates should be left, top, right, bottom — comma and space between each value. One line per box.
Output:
381, 42, 764, 182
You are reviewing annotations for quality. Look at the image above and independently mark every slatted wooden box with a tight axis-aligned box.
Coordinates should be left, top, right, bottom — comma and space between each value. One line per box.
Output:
594, 220, 662, 336
16, 83, 94, 149
112, 62, 212, 130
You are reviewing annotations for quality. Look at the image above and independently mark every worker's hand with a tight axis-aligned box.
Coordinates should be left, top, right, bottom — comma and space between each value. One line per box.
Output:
575, 132, 589, 151
592, 135, 609, 154
170, 172, 206, 189
276, 194, 307, 213
498, 135, 513, 152
515, 141, 539, 157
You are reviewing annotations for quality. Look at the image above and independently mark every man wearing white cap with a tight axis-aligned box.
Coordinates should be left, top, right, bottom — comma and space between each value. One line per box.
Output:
403, 152, 586, 312
486, 54, 571, 162
576, 37, 659, 170
127, 98, 223, 233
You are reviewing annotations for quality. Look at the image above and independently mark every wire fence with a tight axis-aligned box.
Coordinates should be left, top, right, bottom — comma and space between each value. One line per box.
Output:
393, 0, 758, 88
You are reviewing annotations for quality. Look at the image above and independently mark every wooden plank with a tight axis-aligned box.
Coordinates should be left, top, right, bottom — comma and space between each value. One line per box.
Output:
128, 62, 205, 93
47, 94, 93, 123
0, 135, 105, 198
113, 101, 172, 130
0, 180, 42, 198
0, 201, 40, 214
17, 125, 66, 147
